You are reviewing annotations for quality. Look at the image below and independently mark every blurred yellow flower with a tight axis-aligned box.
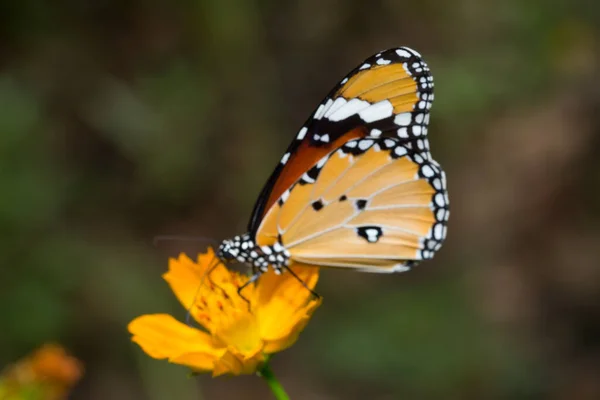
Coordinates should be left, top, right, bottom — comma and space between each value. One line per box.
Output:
128, 248, 321, 376
0, 344, 83, 400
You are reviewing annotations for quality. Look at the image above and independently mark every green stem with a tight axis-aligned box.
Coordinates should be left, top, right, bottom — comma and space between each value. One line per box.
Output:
257, 361, 291, 400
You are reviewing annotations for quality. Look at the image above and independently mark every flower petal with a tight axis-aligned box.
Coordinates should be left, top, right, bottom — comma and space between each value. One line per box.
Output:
212, 312, 263, 356
128, 314, 220, 371
212, 347, 266, 377
262, 299, 321, 353
162, 252, 216, 311
28, 344, 83, 385
170, 352, 222, 373
255, 264, 321, 348
255, 264, 319, 308
163, 249, 251, 332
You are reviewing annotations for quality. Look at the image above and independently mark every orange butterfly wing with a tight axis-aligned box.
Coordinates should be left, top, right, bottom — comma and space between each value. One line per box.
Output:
248, 47, 434, 236
256, 137, 448, 272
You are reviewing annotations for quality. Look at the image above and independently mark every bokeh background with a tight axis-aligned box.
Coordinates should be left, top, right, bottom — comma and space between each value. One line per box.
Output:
1, 1, 599, 399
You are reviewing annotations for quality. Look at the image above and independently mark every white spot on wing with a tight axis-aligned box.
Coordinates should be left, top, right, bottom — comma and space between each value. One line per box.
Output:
302, 172, 315, 183
376, 58, 391, 65
394, 112, 412, 126
328, 98, 371, 122
396, 48, 412, 58
434, 193, 445, 207
397, 127, 409, 138
358, 100, 394, 123
363, 228, 381, 242
406, 47, 422, 57
359, 63, 371, 70
384, 139, 395, 147
297, 127, 307, 140
421, 165, 434, 177
358, 139, 374, 150
433, 224, 443, 239
324, 97, 347, 118
436, 209, 445, 221
394, 146, 407, 157
357, 263, 412, 273
281, 152, 290, 164
391, 263, 411, 272
313, 103, 326, 120
314, 98, 333, 120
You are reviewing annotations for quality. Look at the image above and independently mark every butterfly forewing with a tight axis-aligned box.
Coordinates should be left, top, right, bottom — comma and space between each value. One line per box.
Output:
248, 47, 435, 236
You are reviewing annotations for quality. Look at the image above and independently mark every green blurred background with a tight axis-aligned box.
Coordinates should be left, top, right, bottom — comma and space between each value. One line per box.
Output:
1, 0, 599, 399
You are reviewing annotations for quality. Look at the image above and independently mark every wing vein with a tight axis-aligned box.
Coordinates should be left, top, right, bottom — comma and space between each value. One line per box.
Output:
349, 76, 415, 99
280, 150, 393, 239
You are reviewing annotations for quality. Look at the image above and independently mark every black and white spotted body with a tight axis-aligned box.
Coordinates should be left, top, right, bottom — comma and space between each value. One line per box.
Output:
218, 233, 291, 275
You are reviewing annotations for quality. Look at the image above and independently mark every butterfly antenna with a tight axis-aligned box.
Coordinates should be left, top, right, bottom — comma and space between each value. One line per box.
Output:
282, 265, 321, 299
153, 235, 220, 248
185, 252, 221, 326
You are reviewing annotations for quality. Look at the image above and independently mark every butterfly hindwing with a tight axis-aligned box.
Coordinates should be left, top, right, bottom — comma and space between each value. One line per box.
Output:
256, 137, 449, 273
248, 47, 435, 235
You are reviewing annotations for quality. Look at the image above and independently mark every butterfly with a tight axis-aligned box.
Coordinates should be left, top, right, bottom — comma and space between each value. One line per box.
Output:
217, 47, 448, 285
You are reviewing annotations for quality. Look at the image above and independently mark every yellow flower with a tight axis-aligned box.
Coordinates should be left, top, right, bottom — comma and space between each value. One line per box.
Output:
0, 344, 83, 400
128, 248, 321, 376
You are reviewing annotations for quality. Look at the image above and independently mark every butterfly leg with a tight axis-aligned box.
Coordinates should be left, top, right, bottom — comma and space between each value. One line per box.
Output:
282, 265, 321, 299
206, 268, 228, 297
237, 268, 262, 311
